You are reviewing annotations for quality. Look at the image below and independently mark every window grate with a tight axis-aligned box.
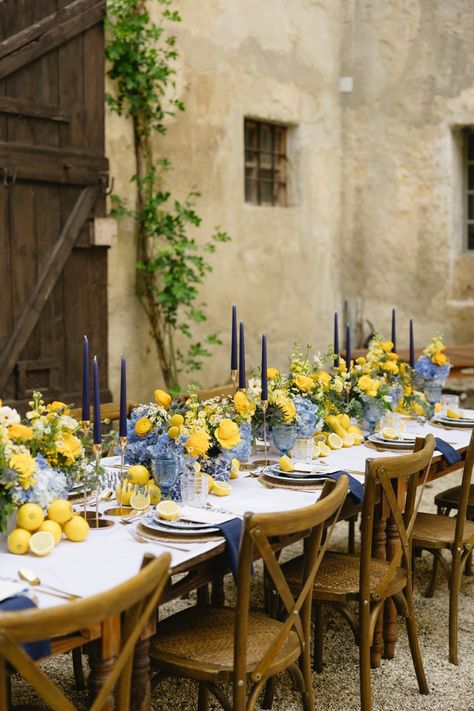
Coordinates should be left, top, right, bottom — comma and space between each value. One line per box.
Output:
244, 119, 287, 206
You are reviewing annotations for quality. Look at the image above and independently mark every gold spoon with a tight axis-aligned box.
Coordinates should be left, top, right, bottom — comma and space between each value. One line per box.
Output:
18, 569, 81, 600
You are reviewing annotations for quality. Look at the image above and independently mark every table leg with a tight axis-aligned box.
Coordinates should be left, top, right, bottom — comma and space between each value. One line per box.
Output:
131, 638, 152, 711
88, 642, 115, 711
383, 515, 399, 659
370, 512, 386, 668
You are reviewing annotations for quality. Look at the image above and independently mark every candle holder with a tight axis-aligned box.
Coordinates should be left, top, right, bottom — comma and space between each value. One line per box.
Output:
88, 443, 114, 529
80, 420, 90, 518
261, 400, 269, 468
231, 369, 238, 395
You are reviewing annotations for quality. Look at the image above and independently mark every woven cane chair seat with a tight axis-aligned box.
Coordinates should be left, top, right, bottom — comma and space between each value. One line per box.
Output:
283, 552, 406, 600
413, 511, 474, 548
434, 484, 474, 513
151, 605, 301, 677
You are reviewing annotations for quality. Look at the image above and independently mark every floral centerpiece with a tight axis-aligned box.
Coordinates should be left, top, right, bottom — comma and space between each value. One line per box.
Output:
348, 337, 396, 430
415, 334, 450, 407
0, 393, 90, 533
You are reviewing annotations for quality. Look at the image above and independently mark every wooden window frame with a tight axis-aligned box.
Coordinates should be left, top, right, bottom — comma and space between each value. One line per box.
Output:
465, 130, 474, 250
244, 119, 287, 206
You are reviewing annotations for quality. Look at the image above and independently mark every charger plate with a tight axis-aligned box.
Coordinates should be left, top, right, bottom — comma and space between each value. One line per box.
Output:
259, 472, 325, 491
137, 520, 222, 543
367, 433, 414, 450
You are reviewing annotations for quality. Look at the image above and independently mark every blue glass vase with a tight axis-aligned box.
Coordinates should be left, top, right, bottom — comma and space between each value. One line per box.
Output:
271, 423, 297, 456
151, 455, 180, 500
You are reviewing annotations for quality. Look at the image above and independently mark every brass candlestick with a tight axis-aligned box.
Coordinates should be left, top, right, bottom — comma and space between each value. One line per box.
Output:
119, 434, 127, 511
261, 400, 269, 468
231, 369, 238, 395
92, 443, 102, 529
80, 420, 90, 518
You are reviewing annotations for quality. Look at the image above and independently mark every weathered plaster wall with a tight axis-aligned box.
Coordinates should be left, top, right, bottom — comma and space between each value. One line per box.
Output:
340, 0, 474, 350
107, 0, 344, 401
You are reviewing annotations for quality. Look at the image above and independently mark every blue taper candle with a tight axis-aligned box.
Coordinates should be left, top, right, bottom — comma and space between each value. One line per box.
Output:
261, 334, 268, 401
82, 335, 90, 422
409, 319, 415, 368
391, 308, 397, 352
231, 304, 238, 371
345, 323, 351, 367
333, 312, 339, 367
238, 321, 246, 389
119, 355, 127, 438
93, 356, 101, 445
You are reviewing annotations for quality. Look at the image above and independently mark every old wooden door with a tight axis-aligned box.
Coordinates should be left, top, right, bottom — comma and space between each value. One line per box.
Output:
0, 0, 110, 410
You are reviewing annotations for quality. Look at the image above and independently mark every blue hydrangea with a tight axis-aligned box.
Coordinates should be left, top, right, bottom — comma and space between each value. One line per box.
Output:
226, 422, 252, 461
415, 356, 450, 384
294, 396, 321, 437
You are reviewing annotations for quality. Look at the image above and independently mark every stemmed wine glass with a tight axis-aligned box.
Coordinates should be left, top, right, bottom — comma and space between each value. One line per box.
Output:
271, 423, 297, 457
151, 455, 180, 500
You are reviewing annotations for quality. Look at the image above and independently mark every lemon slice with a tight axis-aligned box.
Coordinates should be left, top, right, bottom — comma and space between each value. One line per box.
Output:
29, 531, 55, 557
399, 421, 407, 432
351, 433, 363, 445
230, 458, 240, 479
279, 455, 295, 472
382, 427, 398, 440
338, 413, 351, 430
327, 433, 343, 450
342, 434, 354, 448
212, 481, 232, 497
318, 442, 331, 457
312, 443, 321, 458
447, 408, 461, 420
434, 402, 442, 413
156, 500, 180, 521
130, 490, 151, 510
313, 432, 327, 443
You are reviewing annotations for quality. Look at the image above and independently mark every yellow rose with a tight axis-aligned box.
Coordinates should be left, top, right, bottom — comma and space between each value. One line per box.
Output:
367, 389, 378, 397
358, 375, 374, 392
8, 423, 33, 441
57, 432, 82, 465
9, 452, 36, 489
313, 371, 332, 388
215, 419, 241, 450
413, 402, 425, 416
47, 401, 70, 414
382, 361, 399, 375
294, 374, 314, 393
380, 341, 393, 352
233, 391, 256, 418
267, 368, 280, 380
387, 352, 399, 361
185, 429, 211, 458
154, 389, 172, 410
404, 385, 412, 397
432, 352, 448, 366
135, 417, 153, 437
356, 357, 366, 366
280, 399, 296, 423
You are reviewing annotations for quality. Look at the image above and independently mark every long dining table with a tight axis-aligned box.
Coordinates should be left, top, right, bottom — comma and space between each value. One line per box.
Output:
0, 416, 471, 710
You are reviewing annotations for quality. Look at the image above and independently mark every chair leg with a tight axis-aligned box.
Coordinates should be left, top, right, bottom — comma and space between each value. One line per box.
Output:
261, 676, 276, 710
425, 553, 439, 598
313, 603, 324, 673
299, 645, 315, 711
404, 592, 429, 695
72, 647, 86, 691
465, 550, 472, 576
449, 552, 463, 665
198, 682, 209, 711
348, 516, 357, 554
359, 604, 372, 711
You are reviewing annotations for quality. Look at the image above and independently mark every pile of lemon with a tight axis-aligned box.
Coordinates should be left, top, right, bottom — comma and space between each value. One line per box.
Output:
7, 499, 89, 557
115, 464, 161, 509
316, 414, 363, 454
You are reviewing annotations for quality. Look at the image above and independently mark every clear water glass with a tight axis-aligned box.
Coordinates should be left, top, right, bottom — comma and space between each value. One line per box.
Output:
151, 455, 180, 499
180, 472, 208, 507
292, 437, 314, 464
440, 394, 460, 416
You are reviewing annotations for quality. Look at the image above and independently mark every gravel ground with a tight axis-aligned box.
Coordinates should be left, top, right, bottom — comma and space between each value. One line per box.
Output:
10, 471, 474, 711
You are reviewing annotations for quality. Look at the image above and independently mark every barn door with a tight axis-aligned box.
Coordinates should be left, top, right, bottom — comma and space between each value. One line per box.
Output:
0, 0, 110, 410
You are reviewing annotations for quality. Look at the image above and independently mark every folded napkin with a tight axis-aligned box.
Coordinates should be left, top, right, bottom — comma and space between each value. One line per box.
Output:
324, 471, 364, 503
213, 518, 243, 579
0, 595, 51, 660
435, 437, 462, 466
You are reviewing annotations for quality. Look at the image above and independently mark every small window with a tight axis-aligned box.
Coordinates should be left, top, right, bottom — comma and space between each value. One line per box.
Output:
466, 130, 474, 249
244, 119, 287, 206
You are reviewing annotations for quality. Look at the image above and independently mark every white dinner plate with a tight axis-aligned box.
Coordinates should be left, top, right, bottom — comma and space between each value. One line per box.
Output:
264, 467, 331, 484
143, 513, 218, 535
368, 434, 414, 449
433, 415, 474, 428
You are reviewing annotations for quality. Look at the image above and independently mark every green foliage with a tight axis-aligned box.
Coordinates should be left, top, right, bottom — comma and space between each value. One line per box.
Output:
106, 0, 230, 388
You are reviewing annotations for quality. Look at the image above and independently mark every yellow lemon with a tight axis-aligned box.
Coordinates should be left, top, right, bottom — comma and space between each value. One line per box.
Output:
130, 490, 151, 510
128, 464, 150, 486
29, 531, 55, 556
382, 427, 398, 440
63, 515, 90, 542
279, 455, 295, 472
318, 442, 331, 457
447, 408, 460, 420
212, 481, 232, 497
342, 434, 354, 448
39, 520, 62, 545
47, 499, 73, 525
314, 432, 327, 443
156, 501, 180, 521
325, 416, 346, 438
351, 433, 363, 445
338, 413, 351, 430
168, 426, 180, 440
399, 421, 407, 432
16, 503, 44, 531
347, 425, 363, 436
434, 402, 442, 414
230, 459, 240, 479
116, 483, 135, 506
7, 528, 31, 555
327, 433, 343, 450
170, 414, 184, 427
312, 443, 321, 458
206, 474, 215, 493
145, 481, 161, 504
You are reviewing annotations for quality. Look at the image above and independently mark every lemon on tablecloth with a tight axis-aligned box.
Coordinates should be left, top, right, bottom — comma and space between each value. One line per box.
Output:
327, 433, 343, 450
156, 501, 180, 521
212, 481, 232, 497
17, 503, 44, 531
312, 443, 321, 458
29, 531, 55, 556
130, 490, 151, 510
230, 459, 240, 479
318, 442, 331, 457
7, 529, 31, 555
279, 455, 295, 472
447, 409, 460, 420
116, 482, 135, 505
39, 520, 62, 544
48, 499, 73, 525
342, 434, 354, 448
145, 481, 161, 504
128, 464, 150, 486
314, 432, 327, 443
63, 516, 90, 542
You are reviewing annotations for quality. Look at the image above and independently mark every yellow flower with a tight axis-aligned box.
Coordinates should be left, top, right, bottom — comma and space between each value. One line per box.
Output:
404, 385, 412, 397
47, 401, 69, 414
380, 341, 394, 352
154, 389, 172, 409
313, 371, 332, 388
185, 428, 211, 458
294, 374, 314, 393
432, 352, 448, 366
387, 352, 399, 361
267, 367, 280, 380
356, 357, 366, 366
280, 399, 296, 423
9, 452, 36, 489
413, 402, 425, 416
358, 375, 381, 394
233, 391, 256, 418
215, 419, 241, 449
57, 432, 82, 465
8, 423, 33, 441
135, 417, 153, 437
382, 361, 399, 375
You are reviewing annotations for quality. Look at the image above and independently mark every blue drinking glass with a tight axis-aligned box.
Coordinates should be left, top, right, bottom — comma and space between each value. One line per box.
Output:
271, 423, 297, 456
151, 455, 180, 500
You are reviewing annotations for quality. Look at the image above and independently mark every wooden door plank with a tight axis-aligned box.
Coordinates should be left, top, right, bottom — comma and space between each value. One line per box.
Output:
4, 1, 35, 145
0, 0, 105, 80
58, 30, 84, 151
0, 96, 70, 123
83, 22, 104, 154
0, 185, 99, 393
0, 185, 13, 399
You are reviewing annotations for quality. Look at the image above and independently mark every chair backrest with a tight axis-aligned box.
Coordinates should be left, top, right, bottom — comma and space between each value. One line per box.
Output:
69, 401, 137, 424
0, 552, 171, 711
359, 434, 435, 604
233, 475, 348, 702
453, 428, 474, 547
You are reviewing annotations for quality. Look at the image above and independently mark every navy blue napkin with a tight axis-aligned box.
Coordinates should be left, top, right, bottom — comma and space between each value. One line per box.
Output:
435, 437, 462, 466
214, 518, 243, 579
0, 595, 51, 660
324, 471, 364, 503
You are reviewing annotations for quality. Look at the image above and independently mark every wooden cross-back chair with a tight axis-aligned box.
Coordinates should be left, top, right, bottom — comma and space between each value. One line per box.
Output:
149, 475, 349, 711
412, 428, 474, 665
69, 401, 137, 424
0, 553, 170, 711
282, 434, 435, 711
